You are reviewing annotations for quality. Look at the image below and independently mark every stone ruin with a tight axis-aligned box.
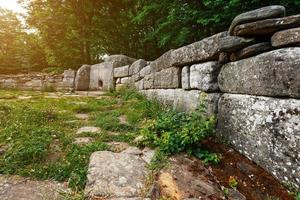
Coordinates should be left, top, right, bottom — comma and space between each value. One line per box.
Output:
0, 5, 299, 189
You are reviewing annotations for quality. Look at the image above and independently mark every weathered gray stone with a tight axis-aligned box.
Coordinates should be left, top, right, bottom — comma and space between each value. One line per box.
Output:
25, 80, 43, 88
271, 27, 300, 47
230, 42, 273, 61
90, 62, 114, 91
141, 148, 155, 164
62, 69, 75, 88
2, 79, 17, 88
120, 77, 130, 84
190, 62, 220, 91
219, 36, 256, 52
140, 65, 152, 77
143, 74, 154, 89
217, 94, 300, 188
129, 59, 147, 75
233, 14, 300, 37
73, 137, 94, 145
75, 113, 89, 120
75, 65, 91, 91
114, 65, 129, 78
181, 66, 190, 90
0, 175, 69, 200
141, 89, 220, 115
219, 48, 300, 98
103, 55, 137, 68
171, 32, 228, 67
153, 67, 180, 89
76, 126, 100, 134
149, 50, 174, 72
84, 151, 149, 199
134, 79, 144, 90
229, 5, 286, 35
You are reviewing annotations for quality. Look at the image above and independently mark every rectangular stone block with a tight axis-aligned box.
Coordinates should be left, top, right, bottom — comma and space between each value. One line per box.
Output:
113, 65, 129, 78
217, 94, 300, 188
141, 89, 220, 115
190, 61, 220, 91
153, 67, 180, 89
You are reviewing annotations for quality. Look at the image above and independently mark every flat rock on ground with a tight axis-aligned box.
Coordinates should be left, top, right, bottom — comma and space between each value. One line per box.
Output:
73, 137, 94, 145
0, 175, 69, 200
76, 126, 101, 134
75, 113, 89, 120
84, 148, 153, 199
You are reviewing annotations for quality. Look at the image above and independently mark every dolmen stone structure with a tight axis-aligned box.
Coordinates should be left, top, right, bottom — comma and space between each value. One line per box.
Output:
0, 5, 299, 189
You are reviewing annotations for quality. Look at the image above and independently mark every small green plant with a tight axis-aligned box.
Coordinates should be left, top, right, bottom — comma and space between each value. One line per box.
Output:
192, 149, 220, 165
222, 188, 229, 198
140, 109, 216, 156
228, 176, 238, 189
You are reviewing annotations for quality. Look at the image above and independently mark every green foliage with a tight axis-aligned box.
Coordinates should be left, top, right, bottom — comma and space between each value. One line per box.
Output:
0, 9, 48, 74
141, 109, 216, 155
133, 0, 300, 49
192, 149, 220, 165
295, 193, 300, 200
228, 176, 239, 189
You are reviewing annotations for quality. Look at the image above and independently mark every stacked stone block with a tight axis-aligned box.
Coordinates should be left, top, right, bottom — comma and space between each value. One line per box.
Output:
0, 70, 75, 91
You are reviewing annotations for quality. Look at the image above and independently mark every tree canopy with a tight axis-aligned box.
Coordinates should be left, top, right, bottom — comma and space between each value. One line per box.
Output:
0, 0, 299, 73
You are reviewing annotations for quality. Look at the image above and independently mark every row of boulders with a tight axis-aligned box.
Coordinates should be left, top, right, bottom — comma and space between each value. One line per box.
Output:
0, 70, 75, 91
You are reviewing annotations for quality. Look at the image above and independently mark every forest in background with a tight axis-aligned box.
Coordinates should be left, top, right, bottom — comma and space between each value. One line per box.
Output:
1, 0, 300, 74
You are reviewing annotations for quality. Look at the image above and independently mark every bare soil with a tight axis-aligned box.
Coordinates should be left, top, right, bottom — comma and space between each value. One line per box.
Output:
203, 139, 293, 200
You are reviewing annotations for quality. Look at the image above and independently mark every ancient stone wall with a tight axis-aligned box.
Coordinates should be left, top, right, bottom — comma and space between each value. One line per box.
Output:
105, 5, 299, 188
0, 69, 75, 91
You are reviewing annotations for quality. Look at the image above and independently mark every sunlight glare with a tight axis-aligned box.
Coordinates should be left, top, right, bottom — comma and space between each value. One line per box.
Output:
0, 0, 25, 13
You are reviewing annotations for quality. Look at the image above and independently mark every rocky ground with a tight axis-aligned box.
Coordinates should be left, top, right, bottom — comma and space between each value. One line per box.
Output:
0, 90, 295, 200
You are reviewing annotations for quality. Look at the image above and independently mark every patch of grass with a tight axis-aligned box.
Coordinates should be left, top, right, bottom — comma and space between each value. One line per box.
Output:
0, 91, 113, 190
42, 85, 57, 92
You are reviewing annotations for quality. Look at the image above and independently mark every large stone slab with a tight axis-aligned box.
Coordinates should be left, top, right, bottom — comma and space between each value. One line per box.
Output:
90, 62, 114, 91
62, 69, 75, 88
170, 32, 228, 67
129, 59, 147, 75
114, 65, 129, 78
140, 89, 220, 115
0, 175, 69, 200
219, 36, 256, 52
103, 55, 136, 68
230, 42, 273, 61
233, 14, 300, 37
75, 65, 91, 91
218, 48, 300, 98
189, 61, 220, 92
217, 94, 300, 188
271, 27, 300, 47
150, 50, 174, 72
84, 150, 149, 199
153, 67, 180, 89
228, 5, 286, 35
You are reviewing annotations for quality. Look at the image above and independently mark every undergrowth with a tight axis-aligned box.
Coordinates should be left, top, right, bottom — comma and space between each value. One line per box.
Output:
0, 88, 219, 193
